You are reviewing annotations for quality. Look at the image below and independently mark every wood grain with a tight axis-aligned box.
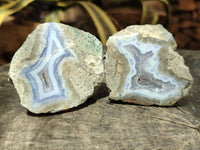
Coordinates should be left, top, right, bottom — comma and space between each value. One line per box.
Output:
0, 50, 200, 150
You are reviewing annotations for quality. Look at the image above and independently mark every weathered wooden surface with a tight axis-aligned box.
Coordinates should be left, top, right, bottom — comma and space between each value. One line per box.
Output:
0, 50, 200, 150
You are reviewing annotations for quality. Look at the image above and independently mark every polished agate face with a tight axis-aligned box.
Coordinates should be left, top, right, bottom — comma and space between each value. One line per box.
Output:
105, 25, 193, 106
21, 23, 73, 106
116, 36, 178, 101
9, 22, 104, 113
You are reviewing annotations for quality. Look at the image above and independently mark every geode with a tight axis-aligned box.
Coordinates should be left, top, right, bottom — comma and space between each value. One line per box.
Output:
9, 22, 104, 113
105, 24, 193, 106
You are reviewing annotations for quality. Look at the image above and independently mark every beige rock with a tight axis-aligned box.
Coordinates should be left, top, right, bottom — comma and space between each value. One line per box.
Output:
9, 22, 104, 113
105, 24, 193, 106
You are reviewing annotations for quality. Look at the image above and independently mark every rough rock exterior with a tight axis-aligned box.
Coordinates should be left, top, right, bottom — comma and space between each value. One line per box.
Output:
105, 24, 193, 106
9, 22, 104, 113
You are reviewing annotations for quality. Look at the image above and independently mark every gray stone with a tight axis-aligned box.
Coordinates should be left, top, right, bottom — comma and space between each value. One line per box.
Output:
9, 22, 104, 113
105, 24, 193, 106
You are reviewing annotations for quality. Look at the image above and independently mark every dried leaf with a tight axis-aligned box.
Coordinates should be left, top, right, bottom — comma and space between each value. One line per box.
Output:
0, 0, 117, 44
140, 0, 170, 27
57, 1, 117, 45
0, 0, 34, 25
45, 9, 63, 23
140, 0, 147, 24
78, 1, 117, 44
158, 0, 171, 27
152, 11, 159, 25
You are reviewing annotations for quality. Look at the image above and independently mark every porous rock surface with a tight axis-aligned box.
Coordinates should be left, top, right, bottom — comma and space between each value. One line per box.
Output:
9, 22, 104, 113
105, 24, 193, 106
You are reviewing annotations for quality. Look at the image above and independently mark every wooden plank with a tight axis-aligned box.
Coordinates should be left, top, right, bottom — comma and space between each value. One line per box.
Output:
0, 50, 200, 150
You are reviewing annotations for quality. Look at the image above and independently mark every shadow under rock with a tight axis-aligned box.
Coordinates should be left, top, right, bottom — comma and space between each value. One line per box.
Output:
109, 99, 177, 108
27, 83, 110, 117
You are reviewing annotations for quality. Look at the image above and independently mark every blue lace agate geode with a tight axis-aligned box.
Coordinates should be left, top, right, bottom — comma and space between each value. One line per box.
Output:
22, 24, 73, 105
9, 22, 104, 113
105, 24, 193, 106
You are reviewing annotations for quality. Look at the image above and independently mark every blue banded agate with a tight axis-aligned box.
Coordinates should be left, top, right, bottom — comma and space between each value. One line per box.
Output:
105, 24, 193, 106
9, 22, 104, 113
115, 36, 179, 101
21, 23, 73, 105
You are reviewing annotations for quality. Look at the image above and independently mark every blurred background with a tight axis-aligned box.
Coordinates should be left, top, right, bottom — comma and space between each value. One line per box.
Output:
0, 0, 199, 65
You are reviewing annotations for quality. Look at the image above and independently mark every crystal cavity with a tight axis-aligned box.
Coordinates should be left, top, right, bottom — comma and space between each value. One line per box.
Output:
9, 22, 104, 113
105, 24, 193, 106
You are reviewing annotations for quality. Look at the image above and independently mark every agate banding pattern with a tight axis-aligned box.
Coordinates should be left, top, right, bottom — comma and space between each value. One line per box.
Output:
21, 23, 73, 103
9, 22, 104, 113
105, 24, 193, 106
116, 36, 178, 100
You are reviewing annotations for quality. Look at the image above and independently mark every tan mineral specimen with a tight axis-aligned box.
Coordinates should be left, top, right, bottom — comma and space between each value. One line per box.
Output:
105, 24, 193, 106
9, 22, 104, 113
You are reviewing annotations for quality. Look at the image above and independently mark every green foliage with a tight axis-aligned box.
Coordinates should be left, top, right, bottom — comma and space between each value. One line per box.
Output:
0, 0, 118, 44
0, 0, 34, 25
43, 1, 118, 44
0, 0, 171, 43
